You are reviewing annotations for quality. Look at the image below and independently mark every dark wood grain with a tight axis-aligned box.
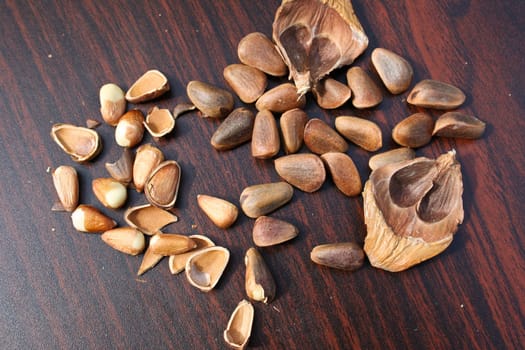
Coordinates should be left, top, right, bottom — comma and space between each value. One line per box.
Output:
1, 1, 523, 349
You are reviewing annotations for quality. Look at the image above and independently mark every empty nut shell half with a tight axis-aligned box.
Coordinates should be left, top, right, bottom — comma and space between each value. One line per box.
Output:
125, 69, 170, 103
143, 106, 175, 138
137, 246, 164, 276
407, 79, 466, 109
187, 80, 234, 118
223, 299, 254, 350
105, 148, 133, 184
51, 123, 102, 162
169, 235, 215, 274
144, 160, 181, 209
185, 246, 230, 292
274, 153, 326, 193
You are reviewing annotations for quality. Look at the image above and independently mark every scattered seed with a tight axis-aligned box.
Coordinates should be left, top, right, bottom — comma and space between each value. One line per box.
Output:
115, 109, 145, 147
310, 242, 364, 271
238, 32, 287, 77
197, 194, 239, 229
320, 152, 362, 197
255, 83, 306, 113
99, 83, 126, 126
368, 148, 416, 171
52, 165, 79, 212
251, 109, 280, 159
334, 116, 382, 152
313, 77, 352, 109
433, 111, 486, 139
252, 216, 298, 247
186, 80, 234, 118
407, 79, 466, 109
280, 108, 308, 154
392, 112, 434, 148
245, 247, 276, 303
101, 227, 145, 256
303, 118, 348, 155
274, 153, 326, 193
346, 66, 383, 109
211, 107, 255, 151
371, 48, 413, 94
240, 182, 293, 219
223, 63, 267, 103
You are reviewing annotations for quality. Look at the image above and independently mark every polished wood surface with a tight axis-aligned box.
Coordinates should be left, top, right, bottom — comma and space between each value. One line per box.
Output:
1, 1, 523, 349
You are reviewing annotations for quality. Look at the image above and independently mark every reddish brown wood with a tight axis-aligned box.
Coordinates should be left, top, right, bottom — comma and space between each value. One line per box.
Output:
0, 1, 523, 349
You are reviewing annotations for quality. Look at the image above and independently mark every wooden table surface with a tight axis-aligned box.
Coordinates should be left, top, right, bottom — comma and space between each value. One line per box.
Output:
1, 1, 523, 349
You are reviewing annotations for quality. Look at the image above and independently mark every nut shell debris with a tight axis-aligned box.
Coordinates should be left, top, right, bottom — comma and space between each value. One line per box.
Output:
124, 203, 178, 236
143, 106, 175, 138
